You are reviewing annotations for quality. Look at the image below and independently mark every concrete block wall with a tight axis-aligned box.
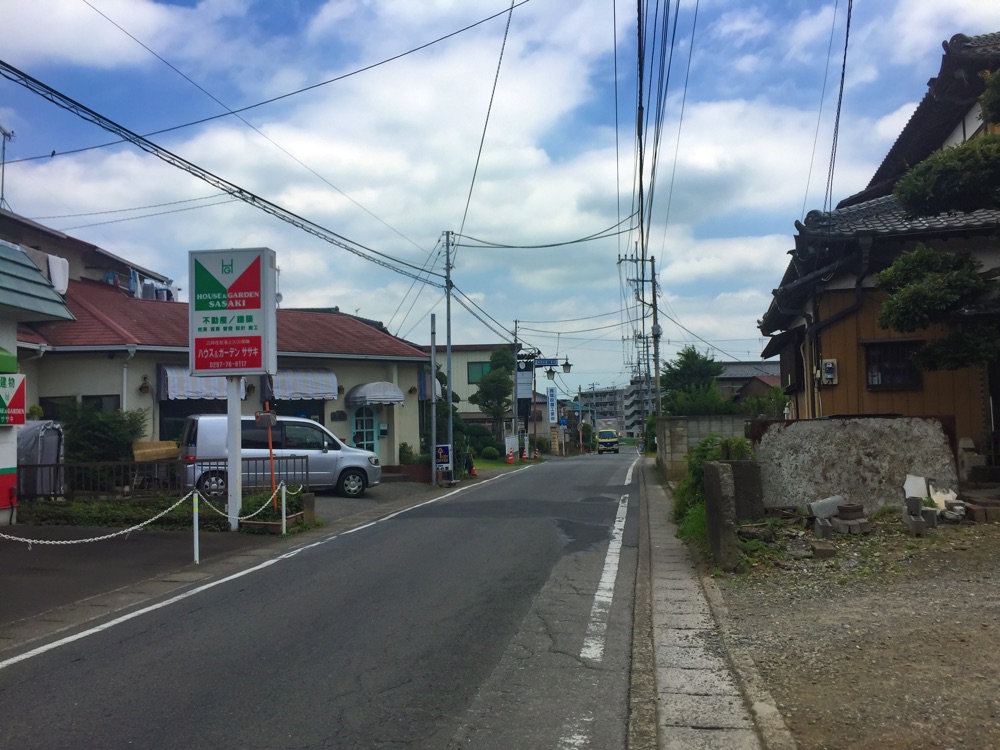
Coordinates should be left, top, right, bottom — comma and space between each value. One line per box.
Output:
656, 415, 747, 480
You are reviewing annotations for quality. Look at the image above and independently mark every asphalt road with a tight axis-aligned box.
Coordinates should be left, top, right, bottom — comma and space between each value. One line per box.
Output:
0, 454, 641, 749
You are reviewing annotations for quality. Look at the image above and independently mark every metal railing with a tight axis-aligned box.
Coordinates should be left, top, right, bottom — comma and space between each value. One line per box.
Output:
16, 456, 310, 500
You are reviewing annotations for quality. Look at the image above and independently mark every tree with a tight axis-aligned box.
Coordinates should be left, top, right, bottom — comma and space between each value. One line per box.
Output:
894, 72, 1000, 217
468, 346, 514, 440
877, 75, 1000, 370
876, 244, 997, 370
660, 345, 723, 393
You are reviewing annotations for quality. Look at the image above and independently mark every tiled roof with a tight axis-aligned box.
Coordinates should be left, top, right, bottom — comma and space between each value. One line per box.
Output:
718, 361, 780, 380
799, 194, 1000, 239
277, 309, 426, 358
0, 208, 171, 284
0, 241, 75, 323
841, 32, 1000, 208
25, 279, 427, 359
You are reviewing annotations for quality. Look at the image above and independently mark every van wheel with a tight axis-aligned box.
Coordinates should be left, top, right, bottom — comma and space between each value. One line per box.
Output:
197, 471, 227, 499
337, 469, 366, 498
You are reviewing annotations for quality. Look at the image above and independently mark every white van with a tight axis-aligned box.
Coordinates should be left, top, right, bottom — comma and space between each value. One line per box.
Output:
178, 414, 381, 498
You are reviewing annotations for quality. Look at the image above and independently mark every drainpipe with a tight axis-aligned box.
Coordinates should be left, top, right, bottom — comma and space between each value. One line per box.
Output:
122, 345, 137, 411
20, 344, 50, 363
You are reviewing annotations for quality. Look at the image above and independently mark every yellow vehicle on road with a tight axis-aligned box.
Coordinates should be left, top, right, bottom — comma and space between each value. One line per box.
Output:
597, 429, 620, 454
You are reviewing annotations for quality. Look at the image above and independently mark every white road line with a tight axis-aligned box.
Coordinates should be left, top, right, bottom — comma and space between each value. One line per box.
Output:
558, 713, 594, 749
624, 456, 640, 485
0, 471, 519, 672
579, 493, 629, 662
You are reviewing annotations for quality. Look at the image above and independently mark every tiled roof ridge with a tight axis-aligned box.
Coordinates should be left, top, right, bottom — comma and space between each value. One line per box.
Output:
798, 193, 1000, 238
944, 31, 1000, 56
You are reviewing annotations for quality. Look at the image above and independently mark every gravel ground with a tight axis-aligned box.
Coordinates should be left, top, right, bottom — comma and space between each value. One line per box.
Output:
712, 512, 1000, 750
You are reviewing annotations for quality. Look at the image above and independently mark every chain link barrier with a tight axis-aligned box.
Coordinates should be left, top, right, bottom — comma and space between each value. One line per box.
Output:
0, 481, 300, 548
0, 492, 197, 547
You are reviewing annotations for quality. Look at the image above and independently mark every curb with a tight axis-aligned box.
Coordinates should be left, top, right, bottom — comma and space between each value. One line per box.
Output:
699, 575, 797, 750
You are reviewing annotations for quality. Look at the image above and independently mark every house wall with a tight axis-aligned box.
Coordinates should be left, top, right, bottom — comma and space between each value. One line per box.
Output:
814, 289, 986, 445
755, 417, 958, 511
28, 352, 424, 465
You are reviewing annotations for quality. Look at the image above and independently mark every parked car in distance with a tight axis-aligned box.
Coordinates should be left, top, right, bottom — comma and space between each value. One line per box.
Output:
178, 414, 381, 498
597, 429, 620, 454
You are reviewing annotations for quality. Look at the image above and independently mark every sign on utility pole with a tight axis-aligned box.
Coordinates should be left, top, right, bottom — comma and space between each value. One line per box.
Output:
189, 248, 278, 530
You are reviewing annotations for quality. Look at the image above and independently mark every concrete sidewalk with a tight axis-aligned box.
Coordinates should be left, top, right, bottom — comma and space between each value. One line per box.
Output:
643, 461, 794, 750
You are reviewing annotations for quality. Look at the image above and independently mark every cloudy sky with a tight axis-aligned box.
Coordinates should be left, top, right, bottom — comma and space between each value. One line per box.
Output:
2, 0, 1000, 398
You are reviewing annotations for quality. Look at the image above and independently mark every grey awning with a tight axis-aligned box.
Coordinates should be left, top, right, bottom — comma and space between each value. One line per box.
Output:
157, 364, 245, 400
264, 368, 338, 400
345, 381, 405, 406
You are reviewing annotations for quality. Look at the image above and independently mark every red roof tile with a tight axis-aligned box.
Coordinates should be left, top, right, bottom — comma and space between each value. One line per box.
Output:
26, 279, 427, 359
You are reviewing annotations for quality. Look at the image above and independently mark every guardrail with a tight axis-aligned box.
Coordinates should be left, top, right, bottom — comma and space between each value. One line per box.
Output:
16, 456, 311, 500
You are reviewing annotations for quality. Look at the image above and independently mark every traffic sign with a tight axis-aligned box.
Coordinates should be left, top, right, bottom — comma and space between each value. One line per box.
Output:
535, 358, 558, 366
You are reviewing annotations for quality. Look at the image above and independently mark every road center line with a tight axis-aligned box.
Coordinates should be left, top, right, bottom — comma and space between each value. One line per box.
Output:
579, 493, 629, 662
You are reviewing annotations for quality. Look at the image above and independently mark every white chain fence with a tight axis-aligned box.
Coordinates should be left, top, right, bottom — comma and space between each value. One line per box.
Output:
0, 482, 301, 548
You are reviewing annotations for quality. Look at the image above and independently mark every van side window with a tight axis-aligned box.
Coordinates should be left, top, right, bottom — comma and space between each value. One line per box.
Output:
242, 423, 283, 450
284, 424, 326, 451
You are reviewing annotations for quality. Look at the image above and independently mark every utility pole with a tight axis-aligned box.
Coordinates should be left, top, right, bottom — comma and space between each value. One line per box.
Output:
651, 255, 662, 418
0, 123, 13, 210
512, 319, 519, 444
445, 231, 454, 480
430, 313, 437, 487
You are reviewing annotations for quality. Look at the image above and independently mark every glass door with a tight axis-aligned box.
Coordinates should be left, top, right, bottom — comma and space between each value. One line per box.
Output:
352, 406, 378, 456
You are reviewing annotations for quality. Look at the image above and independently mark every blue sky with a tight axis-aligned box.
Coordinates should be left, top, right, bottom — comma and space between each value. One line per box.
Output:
2, 0, 1000, 398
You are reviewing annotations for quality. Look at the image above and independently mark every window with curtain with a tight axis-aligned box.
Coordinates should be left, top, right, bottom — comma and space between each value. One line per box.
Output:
467, 361, 491, 384
865, 341, 922, 390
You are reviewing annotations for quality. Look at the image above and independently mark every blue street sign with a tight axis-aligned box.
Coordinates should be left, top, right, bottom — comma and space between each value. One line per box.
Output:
535, 358, 558, 366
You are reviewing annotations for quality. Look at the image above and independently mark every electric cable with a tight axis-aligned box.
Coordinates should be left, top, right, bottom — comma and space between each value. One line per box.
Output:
7, 1, 533, 166
453, 0, 516, 268
82, 0, 430, 256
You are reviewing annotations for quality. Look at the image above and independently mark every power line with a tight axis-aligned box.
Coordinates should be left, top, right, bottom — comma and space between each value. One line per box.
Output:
453, 0, 516, 267
0, 59, 445, 287
29, 192, 225, 220
456, 213, 638, 249
61, 197, 240, 230
82, 0, 429, 256
7, 1, 533, 166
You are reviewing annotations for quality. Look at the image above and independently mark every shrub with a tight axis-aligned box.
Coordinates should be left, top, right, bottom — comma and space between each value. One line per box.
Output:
398, 442, 418, 465
61, 405, 148, 462
481, 446, 500, 460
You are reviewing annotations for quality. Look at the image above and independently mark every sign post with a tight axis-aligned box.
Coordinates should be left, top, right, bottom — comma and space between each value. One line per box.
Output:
189, 248, 277, 530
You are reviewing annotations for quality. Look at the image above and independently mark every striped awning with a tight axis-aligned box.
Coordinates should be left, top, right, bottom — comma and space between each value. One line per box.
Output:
264, 368, 338, 400
345, 381, 405, 406
157, 364, 245, 400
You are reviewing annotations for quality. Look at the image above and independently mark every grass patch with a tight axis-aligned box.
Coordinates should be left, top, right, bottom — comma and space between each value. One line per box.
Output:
676, 502, 709, 556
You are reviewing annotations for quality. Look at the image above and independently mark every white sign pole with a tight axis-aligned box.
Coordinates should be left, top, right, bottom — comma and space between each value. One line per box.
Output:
227, 376, 242, 531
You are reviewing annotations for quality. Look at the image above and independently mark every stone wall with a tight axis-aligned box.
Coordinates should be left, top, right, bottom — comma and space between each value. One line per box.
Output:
755, 417, 958, 512
655, 415, 747, 480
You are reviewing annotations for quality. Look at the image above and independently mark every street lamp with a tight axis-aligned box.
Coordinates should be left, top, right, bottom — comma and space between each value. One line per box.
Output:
545, 367, 556, 380
562, 357, 572, 373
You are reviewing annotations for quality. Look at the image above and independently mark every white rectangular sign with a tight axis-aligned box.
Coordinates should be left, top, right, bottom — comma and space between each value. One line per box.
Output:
189, 248, 277, 376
